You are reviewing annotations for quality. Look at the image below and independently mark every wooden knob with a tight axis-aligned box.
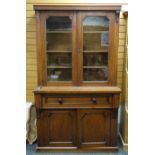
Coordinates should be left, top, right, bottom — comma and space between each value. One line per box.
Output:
58, 98, 63, 104
91, 98, 97, 104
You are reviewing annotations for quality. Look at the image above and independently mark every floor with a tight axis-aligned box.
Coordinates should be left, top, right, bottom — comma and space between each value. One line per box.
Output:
26, 142, 128, 155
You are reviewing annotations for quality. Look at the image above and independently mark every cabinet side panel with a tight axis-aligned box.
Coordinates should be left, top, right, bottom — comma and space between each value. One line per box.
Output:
37, 111, 48, 146
110, 109, 118, 146
36, 11, 47, 85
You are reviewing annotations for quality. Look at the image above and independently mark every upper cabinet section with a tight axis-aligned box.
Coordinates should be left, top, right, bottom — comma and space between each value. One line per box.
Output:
34, 5, 121, 86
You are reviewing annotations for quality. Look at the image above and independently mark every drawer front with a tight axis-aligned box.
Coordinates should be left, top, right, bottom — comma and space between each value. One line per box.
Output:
42, 94, 113, 108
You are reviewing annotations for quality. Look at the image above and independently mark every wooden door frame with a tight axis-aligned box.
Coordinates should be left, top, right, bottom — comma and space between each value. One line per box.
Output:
36, 11, 78, 86
77, 11, 117, 86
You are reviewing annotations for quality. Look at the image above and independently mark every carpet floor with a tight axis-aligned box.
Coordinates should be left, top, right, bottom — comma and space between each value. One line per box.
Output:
26, 143, 128, 155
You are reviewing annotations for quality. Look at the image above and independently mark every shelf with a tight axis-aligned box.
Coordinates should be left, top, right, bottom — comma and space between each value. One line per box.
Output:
47, 50, 108, 53
34, 86, 121, 94
83, 66, 107, 69
47, 66, 72, 69
47, 30, 72, 33
84, 50, 108, 53
47, 50, 72, 53
84, 31, 109, 33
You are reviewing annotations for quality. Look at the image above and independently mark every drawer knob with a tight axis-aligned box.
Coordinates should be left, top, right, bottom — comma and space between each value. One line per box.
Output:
91, 98, 97, 104
58, 98, 63, 104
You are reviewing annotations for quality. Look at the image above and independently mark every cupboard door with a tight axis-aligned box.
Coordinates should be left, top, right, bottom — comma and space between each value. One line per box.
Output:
78, 109, 111, 148
77, 12, 116, 86
39, 11, 77, 86
39, 110, 77, 148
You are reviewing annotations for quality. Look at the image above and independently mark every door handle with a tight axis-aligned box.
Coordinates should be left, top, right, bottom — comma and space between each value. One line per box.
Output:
58, 98, 63, 104
91, 98, 97, 104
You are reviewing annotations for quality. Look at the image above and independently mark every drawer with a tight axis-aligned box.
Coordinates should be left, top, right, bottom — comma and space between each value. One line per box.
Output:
42, 94, 113, 108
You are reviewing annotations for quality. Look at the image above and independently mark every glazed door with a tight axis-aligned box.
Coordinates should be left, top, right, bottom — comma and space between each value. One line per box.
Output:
77, 12, 116, 86
39, 11, 77, 86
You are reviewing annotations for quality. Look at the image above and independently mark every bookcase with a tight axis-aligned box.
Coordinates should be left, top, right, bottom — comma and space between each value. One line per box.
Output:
34, 4, 121, 151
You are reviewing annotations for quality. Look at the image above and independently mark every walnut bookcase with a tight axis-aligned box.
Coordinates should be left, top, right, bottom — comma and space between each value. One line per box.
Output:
34, 4, 121, 151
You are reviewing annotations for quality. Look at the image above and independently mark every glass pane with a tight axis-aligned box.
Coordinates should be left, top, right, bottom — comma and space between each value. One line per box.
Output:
83, 16, 109, 81
46, 16, 72, 82
84, 53, 108, 66
47, 68, 71, 81
47, 53, 71, 66
84, 68, 108, 81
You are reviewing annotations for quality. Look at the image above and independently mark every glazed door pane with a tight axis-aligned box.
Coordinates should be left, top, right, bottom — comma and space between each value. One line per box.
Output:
83, 16, 109, 81
46, 16, 72, 81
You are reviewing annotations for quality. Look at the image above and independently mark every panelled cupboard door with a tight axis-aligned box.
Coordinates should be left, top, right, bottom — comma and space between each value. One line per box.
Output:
77, 12, 117, 86
38, 110, 77, 148
78, 109, 111, 148
38, 11, 77, 86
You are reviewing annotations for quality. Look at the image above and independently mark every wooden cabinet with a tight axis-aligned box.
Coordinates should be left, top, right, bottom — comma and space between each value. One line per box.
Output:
34, 4, 121, 151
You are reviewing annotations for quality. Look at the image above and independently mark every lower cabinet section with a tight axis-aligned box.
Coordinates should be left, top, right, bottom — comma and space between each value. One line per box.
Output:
37, 109, 118, 151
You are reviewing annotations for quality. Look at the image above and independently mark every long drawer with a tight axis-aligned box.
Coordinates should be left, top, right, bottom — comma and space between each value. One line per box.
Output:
41, 94, 113, 108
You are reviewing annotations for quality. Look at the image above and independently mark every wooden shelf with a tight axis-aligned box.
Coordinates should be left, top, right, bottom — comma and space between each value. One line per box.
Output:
34, 86, 121, 94
84, 31, 109, 33
47, 50, 71, 53
47, 66, 72, 69
47, 50, 108, 53
84, 50, 108, 53
47, 30, 108, 34
83, 66, 107, 69
47, 30, 71, 33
